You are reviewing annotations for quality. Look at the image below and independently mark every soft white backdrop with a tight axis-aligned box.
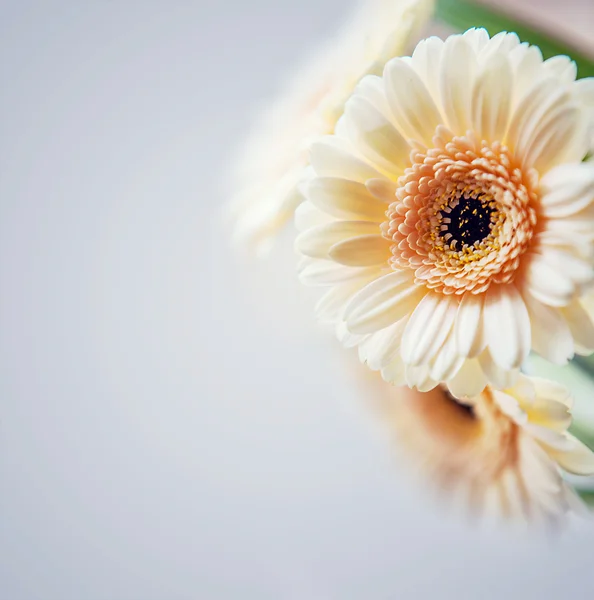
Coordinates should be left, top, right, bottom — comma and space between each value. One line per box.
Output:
1, 1, 594, 599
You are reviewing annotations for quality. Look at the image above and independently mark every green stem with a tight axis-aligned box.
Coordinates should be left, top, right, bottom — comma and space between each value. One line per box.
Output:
435, 0, 594, 78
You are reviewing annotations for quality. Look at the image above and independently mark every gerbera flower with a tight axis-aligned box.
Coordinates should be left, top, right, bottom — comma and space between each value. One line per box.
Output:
367, 373, 594, 523
297, 29, 594, 395
226, 0, 434, 255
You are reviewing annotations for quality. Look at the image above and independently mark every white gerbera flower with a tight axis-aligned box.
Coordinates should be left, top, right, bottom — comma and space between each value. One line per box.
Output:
370, 373, 594, 523
227, 0, 435, 255
297, 29, 594, 395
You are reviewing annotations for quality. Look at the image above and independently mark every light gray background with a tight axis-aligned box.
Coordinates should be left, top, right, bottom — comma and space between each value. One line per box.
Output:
1, 1, 594, 599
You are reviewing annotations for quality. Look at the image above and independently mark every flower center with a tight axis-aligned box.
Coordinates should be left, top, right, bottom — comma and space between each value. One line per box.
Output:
439, 194, 495, 248
382, 132, 538, 295
443, 389, 476, 419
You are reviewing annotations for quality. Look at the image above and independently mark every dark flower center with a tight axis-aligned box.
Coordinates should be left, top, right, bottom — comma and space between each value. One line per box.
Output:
439, 195, 495, 247
444, 390, 476, 419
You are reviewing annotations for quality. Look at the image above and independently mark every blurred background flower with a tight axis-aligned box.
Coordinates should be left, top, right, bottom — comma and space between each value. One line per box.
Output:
226, 0, 434, 255
361, 369, 594, 523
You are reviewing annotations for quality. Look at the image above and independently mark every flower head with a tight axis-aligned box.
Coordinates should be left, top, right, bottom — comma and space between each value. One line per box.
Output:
227, 0, 434, 255
297, 29, 594, 395
369, 373, 594, 523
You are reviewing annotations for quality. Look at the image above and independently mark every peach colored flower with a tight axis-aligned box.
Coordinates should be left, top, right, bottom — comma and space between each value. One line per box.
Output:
297, 29, 594, 395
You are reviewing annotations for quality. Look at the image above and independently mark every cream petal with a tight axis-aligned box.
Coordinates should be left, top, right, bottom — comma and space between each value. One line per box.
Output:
523, 252, 575, 307
531, 376, 572, 408
296, 220, 381, 258
342, 95, 411, 177
507, 76, 562, 153
471, 52, 512, 143
524, 424, 574, 451
562, 299, 594, 354
335, 321, 368, 348
294, 201, 334, 232
509, 44, 544, 106
478, 31, 520, 61
359, 318, 408, 370
307, 177, 389, 221
429, 329, 465, 382
521, 103, 587, 173
401, 292, 459, 366
439, 35, 476, 135
345, 271, 425, 334
353, 75, 392, 117
540, 163, 594, 218
542, 55, 577, 84
381, 355, 407, 385
383, 57, 443, 145
484, 284, 531, 370
455, 292, 485, 359
309, 136, 382, 182
546, 435, 594, 476
365, 178, 398, 203
462, 27, 490, 53
576, 78, 594, 107
410, 36, 444, 101
298, 258, 382, 286
405, 364, 437, 392
329, 234, 392, 266
478, 350, 519, 389
315, 275, 377, 322
521, 290, 574, 364
536, 246, 593, 286
446, 358, 487, 399
526, 398, 572, 433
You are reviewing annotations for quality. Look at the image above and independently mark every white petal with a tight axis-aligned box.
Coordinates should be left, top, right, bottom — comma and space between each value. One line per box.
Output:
471, 52, 512, 142
296, 220, 381, 258
315, 275, 377, 322
359, 318, 408, 370
310, 136, 382, 182
562, 299, 594, 354
307, 177, 389, 221
381, 355, 407, 386
335, 321, 368, 348
521, 290, 574, 364
329, 234, 392, 266
484, 284, 531, 370
478, 350, 519, 389
365, 178, 397, 203
446, 359, 487, 399
462, 28, 490, 53
299, 258, 381, 286
523, 252, 576, 307
410, 36, 444, 101
543, 55, 577, 84
531, 376, 573, 408
342, 95, 411, 178
439, 35, 476, 135
383, 57, 443, 145
345, 271, 424, 334
405, 364, 437, 392
540, 163, 594, 218
455, 292, 485, 359
429, 328, 465, 382
401, 292, 459, 366
537, 246, 594, 286
547, 435, 594, 476
294, 201, 334, 232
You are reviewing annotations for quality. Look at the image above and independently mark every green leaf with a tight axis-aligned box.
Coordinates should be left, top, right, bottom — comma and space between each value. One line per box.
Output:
435, 0, 594, 79
577, 489, 594, 507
